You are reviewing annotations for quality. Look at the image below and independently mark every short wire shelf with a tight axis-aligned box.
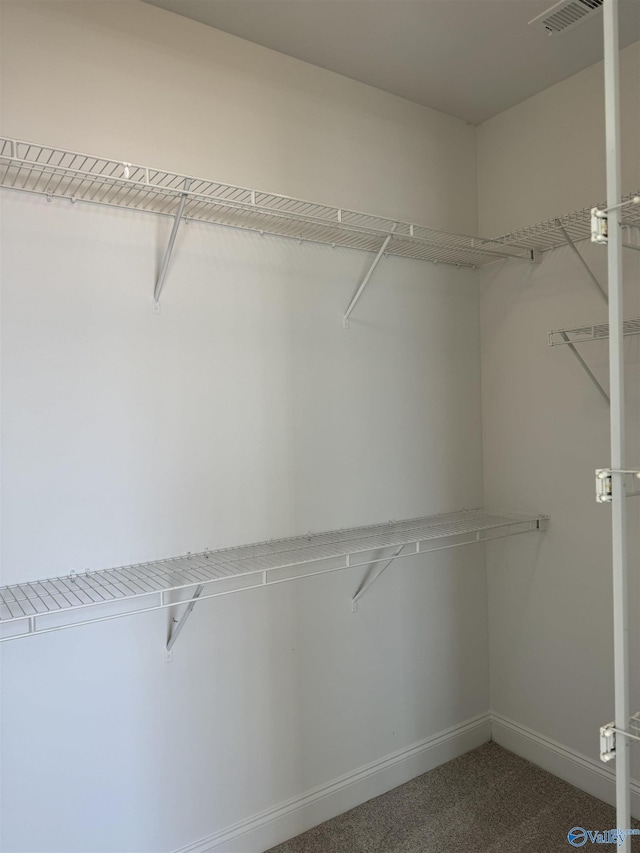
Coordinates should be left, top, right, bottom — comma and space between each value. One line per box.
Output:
549, 318, 640, 346
0, 509, 547, 642
0, 137, 533, 269
487, 191, 640, 254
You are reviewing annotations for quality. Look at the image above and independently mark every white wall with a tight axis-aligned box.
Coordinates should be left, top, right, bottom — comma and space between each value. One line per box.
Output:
0, 0, 478, 235
478, 42, 640, 801
478, 41, 640, 237
0, 3, 487, 851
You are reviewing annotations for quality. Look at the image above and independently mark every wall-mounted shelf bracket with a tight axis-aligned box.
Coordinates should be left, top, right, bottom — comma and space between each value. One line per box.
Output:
592, 197, 640, 246
165, 582, 204, 658
558, 221, 608, 303
595, 468, 640, 502
153, 178, 192, 305
343, 226, 396, 328
591, 207, 609, 244
350, 513, 548, 610
549, 318, 640, 404
600, 712, 640, 762
601, 721, 617, 761
555, 331, 610, 403
351, 544, 407, 611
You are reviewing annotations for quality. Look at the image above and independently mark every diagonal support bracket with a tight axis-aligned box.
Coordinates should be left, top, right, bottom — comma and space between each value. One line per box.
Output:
350, 516, 547, 612
559, 331, 610, 404
343, 225, 397, 328
154, 178, 192, 305
351, 545, 406, 611
165, 583, 204, 659
554, 228, 610, 403
558, 222, 608, 304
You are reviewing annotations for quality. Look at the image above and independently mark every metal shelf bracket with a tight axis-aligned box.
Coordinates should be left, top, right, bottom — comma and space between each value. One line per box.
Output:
350, 514, 548, 611
592, 197, 640, 246
592, 207, 609, 244
550, 221, 611, 401
549, 318, 640, 404
559, 331, 610, 403
595, 468, 640, 502
165, 582, 204, 659
153, 178, 192, 305
343, 226, 397, 328
601, 721, 617, 761
600, 712, 640, 762
558, 221, 608, 304
351, 544, 407, 611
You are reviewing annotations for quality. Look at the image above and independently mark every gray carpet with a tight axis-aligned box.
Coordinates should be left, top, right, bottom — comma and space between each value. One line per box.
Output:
267, 741, 640, 852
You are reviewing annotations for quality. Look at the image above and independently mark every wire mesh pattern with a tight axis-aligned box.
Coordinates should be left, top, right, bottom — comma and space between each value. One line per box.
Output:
0, 509, 547, 641
0, 137, 532, 268
549, 318, 640, 346
629, 712, 640, 741
2, 138, 639, 270
489, 191, 640, 254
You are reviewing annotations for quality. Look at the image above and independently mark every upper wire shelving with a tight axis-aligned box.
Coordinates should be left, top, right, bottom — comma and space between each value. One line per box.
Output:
1, 137, 638, 283
487, 191, 640, 255
4, 137, 639, 321
0, 137, 533, 270
0, 509, 548, 646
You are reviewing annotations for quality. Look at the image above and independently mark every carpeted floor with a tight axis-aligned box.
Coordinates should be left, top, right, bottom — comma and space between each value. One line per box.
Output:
267, 741, 640, 852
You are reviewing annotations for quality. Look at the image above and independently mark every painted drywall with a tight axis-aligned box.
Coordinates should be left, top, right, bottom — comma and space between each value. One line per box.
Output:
478, 42, 640, 801
0, 3, 487, 851
477, 41, 640, 238
0, 0, 478, 236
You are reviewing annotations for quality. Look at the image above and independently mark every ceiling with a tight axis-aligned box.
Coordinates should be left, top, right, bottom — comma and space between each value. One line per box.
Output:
142, 0, 640, 124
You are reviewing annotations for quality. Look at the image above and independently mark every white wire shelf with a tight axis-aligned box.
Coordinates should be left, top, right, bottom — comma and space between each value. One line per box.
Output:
0, 509, 548, 643
549, 318, 640, 346
487, 189, 640, 254
0, 137, 533, 269
2, 138, 638, 275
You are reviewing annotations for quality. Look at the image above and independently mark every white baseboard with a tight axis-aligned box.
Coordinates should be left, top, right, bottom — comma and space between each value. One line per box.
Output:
174, 712, 492, 853
491, 711, 640, 818
176, 711, 640, 853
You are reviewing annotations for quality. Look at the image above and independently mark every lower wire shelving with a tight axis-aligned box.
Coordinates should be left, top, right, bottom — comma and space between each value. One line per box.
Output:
549, 318, 640, 346
548, 318, 640, 404
0, 509, 548, 644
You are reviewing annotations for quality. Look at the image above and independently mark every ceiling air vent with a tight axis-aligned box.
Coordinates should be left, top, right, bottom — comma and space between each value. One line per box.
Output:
529, 0, 603, 36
